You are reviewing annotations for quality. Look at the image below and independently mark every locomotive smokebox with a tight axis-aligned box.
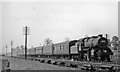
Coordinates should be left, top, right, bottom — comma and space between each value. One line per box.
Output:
98, 34, 103, 37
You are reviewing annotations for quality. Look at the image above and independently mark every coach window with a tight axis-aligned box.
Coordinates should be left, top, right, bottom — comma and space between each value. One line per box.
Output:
67, 45, 68, 49
61, 46, 62, 50
60, 46, 61, 50
58, 46, 60, 50
61, 46, 63, 50
54, 47, 56, 51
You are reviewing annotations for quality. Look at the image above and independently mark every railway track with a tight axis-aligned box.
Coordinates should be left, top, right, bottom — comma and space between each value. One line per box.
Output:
12, 56, 120, 71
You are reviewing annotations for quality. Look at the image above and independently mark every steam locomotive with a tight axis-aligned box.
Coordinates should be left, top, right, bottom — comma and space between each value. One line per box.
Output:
18, 34, 113, 62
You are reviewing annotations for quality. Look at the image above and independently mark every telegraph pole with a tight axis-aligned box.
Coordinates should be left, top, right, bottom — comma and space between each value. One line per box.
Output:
23, 26, 30, 59
11, 41, 13, 57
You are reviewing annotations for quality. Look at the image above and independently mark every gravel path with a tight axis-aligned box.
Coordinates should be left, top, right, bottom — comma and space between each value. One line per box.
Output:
1, 56, 76, 70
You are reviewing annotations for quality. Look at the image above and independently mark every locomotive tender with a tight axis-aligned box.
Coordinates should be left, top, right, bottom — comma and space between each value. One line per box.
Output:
23, 34, 113, 62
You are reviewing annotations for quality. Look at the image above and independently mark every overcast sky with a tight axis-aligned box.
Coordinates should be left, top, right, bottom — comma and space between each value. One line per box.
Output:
1, 1, 118, 54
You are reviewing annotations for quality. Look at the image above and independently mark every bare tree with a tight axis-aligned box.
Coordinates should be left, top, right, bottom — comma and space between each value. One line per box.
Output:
111, 36, 119, 50
44, 38, 52, 45
16, 46, 19, 49
118, 41, 120, 50
20, 45, 24, 50
64, 37, 70, 42
85, 35, 89, 38
112, 36, 119, 42
40, 43, 41, 46
31, 46, 34, 48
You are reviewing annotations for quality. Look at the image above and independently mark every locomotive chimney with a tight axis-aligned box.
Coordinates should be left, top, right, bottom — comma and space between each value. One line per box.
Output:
98, 34, 103, 37
106, 34, 108, 39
